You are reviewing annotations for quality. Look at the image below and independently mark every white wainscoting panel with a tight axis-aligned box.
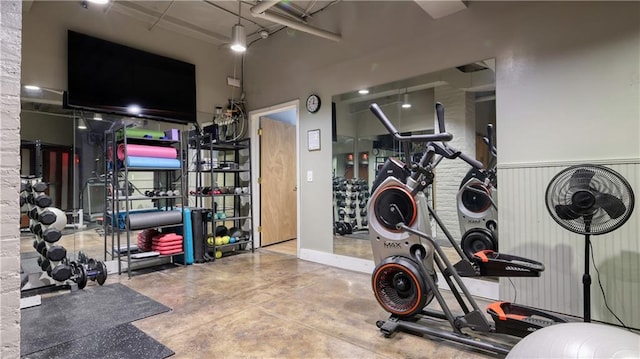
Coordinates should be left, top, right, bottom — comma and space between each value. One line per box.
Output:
498, 160, 639, 328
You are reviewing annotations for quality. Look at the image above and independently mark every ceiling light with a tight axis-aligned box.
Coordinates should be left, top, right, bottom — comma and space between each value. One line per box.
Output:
93, 113, 103, 121
402, 92, 411, 109
77, 118, 87, 130
24, 85, 41, 91
127, 104, 141, 115
87, 0, 109, 4
230, 24, 246, 52
358, 89, 369, 95
230, 1, 246, 53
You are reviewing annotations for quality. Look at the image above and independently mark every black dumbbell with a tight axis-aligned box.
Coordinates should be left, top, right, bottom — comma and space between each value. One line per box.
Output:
360, 208, 368, 217
359, 201, 366, 209
40, 258, 50, 272
34, 194, 52, 208
348, 209, 356, 219
46, 245, 67, 262
32, 182, 47, 193
349, 202, 356, 209
36, 241, 47, 257
344, 222, 353, 234
42, 228, 62, 243
30, 223, 42, 235
361, 218, 368, 227
50, 264, 72, 282
28, 208, 38, 220
38, 210, 58, 226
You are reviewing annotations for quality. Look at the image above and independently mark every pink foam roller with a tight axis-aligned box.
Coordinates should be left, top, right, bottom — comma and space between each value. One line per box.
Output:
117, 144, 177, 160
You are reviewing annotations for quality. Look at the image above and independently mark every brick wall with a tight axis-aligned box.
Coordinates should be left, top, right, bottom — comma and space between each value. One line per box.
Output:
0, 1, 22, 358
433, 85, 475, 242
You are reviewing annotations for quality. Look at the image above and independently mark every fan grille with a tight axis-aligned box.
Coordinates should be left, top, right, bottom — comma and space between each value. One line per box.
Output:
545, 164, 635, 235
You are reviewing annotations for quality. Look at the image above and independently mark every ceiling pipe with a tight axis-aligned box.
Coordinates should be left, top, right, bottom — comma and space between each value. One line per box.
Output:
251, 0, 280, 15
250, 1, 341, 42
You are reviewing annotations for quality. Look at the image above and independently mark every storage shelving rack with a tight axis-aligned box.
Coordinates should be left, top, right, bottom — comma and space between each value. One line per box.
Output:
188, 134, 254, 260
103, 124, 186, 277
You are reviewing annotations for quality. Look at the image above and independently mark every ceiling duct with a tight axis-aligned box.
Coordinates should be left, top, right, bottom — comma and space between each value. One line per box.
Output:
250, 1, 341, 42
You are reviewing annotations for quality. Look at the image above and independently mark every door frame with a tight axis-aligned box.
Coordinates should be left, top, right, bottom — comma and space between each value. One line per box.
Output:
248, 99, 300, 254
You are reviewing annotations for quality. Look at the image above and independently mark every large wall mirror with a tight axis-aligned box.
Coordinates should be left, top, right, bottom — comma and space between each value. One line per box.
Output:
20, 86, 193, 288
331, 59, 496, 264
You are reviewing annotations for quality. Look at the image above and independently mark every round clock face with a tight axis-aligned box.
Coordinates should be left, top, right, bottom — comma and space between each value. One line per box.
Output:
306, 94, 321, 113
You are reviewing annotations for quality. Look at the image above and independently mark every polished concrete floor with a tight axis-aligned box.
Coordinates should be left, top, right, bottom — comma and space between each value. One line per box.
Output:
110, 250, 514, 359
22, 228, 514, 358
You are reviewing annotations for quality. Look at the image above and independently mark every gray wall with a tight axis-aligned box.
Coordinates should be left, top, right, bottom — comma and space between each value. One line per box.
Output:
0, 1, 22, 357
244, 1, 639, 324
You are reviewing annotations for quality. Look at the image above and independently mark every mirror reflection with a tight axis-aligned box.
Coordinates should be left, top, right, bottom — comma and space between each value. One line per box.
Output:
332, 59, 496, 262
20, 87, 192, 285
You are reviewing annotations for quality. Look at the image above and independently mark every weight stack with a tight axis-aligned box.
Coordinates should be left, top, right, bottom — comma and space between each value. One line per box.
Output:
191, 208, 207, 263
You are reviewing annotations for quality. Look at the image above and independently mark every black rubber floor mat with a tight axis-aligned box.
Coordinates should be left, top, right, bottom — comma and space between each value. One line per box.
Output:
22, 322, 174, 359
21, 283, 171, 356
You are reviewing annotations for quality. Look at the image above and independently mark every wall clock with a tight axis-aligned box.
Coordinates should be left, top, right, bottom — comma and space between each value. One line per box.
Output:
306, 94, 321, 113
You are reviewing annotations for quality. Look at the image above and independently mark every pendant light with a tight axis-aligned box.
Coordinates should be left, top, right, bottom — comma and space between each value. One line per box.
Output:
230, 1, 246, 53
401, 89, 411, 109
77, 117, 87, 130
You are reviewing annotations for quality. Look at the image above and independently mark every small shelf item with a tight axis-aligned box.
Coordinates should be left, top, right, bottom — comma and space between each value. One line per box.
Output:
103, 124, 187, 278
187, 134, 254, 262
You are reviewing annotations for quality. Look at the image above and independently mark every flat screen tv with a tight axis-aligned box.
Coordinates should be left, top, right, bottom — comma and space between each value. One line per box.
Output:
65, 30, 196, 124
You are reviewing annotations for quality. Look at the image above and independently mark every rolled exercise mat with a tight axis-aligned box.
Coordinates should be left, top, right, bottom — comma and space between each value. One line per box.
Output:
117, 144, 177, 160
117, 128, 166, 140
183, 207, 194, 264
190, 208, 205, 263
127, 211, 183, 230
125, 156, 181, 169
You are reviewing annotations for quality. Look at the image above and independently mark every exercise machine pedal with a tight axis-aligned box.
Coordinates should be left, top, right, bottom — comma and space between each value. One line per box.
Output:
487, 302, 569, 338
454, 250, 544, 277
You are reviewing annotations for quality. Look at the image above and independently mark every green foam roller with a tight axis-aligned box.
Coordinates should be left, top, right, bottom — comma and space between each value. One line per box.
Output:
117, 128, 167, 140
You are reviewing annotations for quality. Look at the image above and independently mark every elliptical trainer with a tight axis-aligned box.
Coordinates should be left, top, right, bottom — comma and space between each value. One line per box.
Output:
367, 102, 567, 355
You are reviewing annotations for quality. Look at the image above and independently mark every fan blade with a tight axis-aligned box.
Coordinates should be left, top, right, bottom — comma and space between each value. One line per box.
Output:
595, 192, 626, 219
569, 169, 595, 191
555, 204, 582, 220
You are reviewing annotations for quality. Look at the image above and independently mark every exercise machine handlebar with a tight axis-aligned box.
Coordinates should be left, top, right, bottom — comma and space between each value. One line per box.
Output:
369, 103, 453, 143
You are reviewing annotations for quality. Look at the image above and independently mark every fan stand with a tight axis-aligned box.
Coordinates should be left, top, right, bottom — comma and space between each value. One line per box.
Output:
582, 216, 592, 322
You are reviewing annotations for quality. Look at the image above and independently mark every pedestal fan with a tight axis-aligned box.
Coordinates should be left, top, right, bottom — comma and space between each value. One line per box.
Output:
545, 164, 635, 322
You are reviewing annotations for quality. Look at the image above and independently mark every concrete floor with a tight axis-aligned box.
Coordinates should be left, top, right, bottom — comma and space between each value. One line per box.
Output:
22, 229, 515, 358
103, 249, 514, 358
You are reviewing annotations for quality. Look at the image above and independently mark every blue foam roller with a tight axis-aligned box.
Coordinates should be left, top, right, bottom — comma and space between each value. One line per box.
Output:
125, 156, 181, 169
182, 207, 194, 265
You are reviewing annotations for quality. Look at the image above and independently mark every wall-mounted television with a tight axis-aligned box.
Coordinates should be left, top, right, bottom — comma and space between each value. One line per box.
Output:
65, 30, 196, 124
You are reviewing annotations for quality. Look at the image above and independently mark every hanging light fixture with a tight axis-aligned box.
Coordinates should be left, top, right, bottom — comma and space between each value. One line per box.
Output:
401, 89, 411, 109
230, 0, 246, 53
77, 117, 87, 130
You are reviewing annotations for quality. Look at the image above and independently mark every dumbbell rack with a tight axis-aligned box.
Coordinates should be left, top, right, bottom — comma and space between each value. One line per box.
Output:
187, 134, 254, 261
20, 178, 106, 292
103, 124, 186, 278
333, 177, 370, 235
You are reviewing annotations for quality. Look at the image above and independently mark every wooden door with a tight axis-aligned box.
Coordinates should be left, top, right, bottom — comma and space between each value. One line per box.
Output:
260, 117, 297, 246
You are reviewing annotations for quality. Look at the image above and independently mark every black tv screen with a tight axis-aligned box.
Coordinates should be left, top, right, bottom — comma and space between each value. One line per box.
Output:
66, 30, 196, 124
